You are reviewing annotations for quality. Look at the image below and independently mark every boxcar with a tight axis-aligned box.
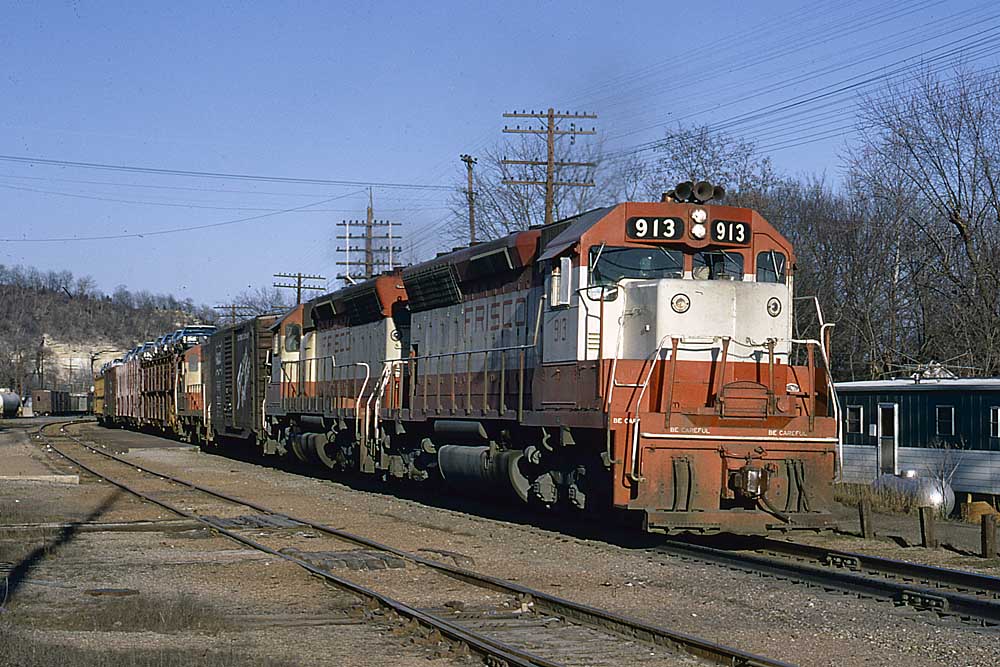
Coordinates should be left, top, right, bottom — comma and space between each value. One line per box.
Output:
31, 389, 70, 416
205, 315, 277, 443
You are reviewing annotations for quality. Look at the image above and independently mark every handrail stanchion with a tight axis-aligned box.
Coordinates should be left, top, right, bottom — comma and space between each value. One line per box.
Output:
483, 350, 490, 413
499, 350, 507, 414
466, 351, 472, 413
518, 348, 526, 421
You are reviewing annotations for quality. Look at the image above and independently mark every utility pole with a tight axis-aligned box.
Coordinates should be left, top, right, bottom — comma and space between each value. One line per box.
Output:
213, 304, 255, 325
502, 108, 597, 225
460, 154, 477, 244
273, 272, 326, 305
336, 189, 402, 283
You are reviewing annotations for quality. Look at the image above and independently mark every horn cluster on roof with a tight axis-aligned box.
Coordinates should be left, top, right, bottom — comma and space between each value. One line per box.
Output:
662, 180, 725, 204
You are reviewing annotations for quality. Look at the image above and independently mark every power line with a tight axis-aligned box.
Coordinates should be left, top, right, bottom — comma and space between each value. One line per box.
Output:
336, 189, 402, 283
501, 108, 597, 226
460, 154, 477, 244
0, 179, 449, 213
601, 26, 1000, 164
0, 190, 365, 243
273, 272, 327, 305
214, 304, 257, 325
0, 153, 453, 191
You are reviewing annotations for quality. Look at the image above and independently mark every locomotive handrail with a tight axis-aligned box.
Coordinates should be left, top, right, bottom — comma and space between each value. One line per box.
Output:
403, 340, 537, 361
621, 331, 841, 485
626, 334, 677, 482
279, 357, 371, 417
794, 294, 843, 479
401, 296, 544, 419
402, 294, 546, 364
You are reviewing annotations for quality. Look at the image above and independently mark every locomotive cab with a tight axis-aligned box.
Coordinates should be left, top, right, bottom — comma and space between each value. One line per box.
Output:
538, 185, 837, 533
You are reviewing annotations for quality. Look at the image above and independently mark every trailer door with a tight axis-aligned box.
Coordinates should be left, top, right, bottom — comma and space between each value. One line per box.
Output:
877, 402, 898, 475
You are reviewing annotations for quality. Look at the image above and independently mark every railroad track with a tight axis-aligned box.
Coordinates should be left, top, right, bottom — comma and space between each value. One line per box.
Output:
657, 535, 1000, 628
35, 421, 789, 667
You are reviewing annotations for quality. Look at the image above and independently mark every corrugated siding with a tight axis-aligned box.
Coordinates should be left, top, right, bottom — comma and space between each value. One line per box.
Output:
839, 387, 1000, 451
841, 445, 878, 483
897, 447, 1000, 495
841, 443, 1000, 493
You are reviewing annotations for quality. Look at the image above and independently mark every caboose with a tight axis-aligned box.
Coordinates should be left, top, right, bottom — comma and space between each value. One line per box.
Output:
263, 182, 838, 534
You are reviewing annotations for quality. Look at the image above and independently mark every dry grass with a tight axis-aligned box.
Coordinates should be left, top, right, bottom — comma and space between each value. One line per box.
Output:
834, 482, 918, 515
0, 499, 42, 525
0, 620, 295, 667
60, 592, 231, 633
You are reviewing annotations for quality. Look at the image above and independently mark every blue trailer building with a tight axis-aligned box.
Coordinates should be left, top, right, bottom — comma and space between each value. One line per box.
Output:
835, 378, 1000, 498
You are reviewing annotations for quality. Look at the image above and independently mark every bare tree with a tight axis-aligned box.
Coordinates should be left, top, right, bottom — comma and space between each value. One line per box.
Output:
640, 125, 779, 207
233, 285, 291, 316
447, 135, 609, 243
851, 67, 1000, 373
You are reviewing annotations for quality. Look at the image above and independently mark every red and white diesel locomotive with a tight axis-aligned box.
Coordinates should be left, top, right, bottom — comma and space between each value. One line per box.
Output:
97, 182, 839, 534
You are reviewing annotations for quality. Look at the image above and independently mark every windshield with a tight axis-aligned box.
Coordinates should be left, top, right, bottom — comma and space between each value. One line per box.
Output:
693, 251, 744, 281
756, 251, 786, 284
589, 246, 683, 286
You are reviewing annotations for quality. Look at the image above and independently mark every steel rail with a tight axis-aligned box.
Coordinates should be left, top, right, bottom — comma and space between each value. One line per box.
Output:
44, 420, 792, 667
35, 422, 552, 667
755, 538, 1000, 596
657, 538, 1000, 627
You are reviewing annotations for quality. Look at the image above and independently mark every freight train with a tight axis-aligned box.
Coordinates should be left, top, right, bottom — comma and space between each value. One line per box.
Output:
95, 183, 840, 534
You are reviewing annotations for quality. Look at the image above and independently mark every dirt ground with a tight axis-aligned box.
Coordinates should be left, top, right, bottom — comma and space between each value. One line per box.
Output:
3, 418, 999, 667
0, 419, 459, 667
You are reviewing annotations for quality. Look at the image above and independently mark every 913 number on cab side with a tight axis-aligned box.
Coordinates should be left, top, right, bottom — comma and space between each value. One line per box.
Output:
625, 216, 684, 241
711, 220, 750, 244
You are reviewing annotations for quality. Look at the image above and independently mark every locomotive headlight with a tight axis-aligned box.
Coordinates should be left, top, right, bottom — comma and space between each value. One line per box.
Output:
690, 222, 707, 239
691, 208, 708, 224
671, 293, 690, 313
766, 297, 782, 317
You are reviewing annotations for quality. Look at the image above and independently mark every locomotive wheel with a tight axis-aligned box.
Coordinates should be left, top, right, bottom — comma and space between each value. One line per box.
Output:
314, 435, 338, 470
289, 435, 310, 464
299, 435, 321, 465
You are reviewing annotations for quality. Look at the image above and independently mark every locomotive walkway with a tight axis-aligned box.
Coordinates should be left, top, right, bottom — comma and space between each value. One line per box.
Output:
35, 419, 790, 667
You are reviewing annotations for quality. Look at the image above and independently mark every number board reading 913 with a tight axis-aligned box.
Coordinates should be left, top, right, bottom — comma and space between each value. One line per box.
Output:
625, 216, 684, 241
711, 220, 750, 244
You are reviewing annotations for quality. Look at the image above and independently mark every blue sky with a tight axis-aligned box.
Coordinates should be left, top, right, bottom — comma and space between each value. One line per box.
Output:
1, 1, 997, 305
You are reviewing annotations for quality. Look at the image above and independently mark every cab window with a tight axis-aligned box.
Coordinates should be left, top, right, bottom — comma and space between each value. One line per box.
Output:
284, 324, 301, 352
589, 246, 683, 286
756, 251, 786, 284
693, 251, 744, 281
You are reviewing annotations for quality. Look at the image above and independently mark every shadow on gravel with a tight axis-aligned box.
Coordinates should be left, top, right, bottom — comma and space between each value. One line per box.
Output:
196, 440, 671, 551
2, 489, 123, 604
942, 542, 978, 557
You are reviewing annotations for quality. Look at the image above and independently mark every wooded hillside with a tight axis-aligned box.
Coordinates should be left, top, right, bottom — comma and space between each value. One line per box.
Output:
0, 264, 216, 393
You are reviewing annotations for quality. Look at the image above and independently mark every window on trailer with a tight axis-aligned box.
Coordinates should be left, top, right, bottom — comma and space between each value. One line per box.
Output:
935, 405, 955, 437
846, 405, 863, 434
991, 406, 1000, 438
